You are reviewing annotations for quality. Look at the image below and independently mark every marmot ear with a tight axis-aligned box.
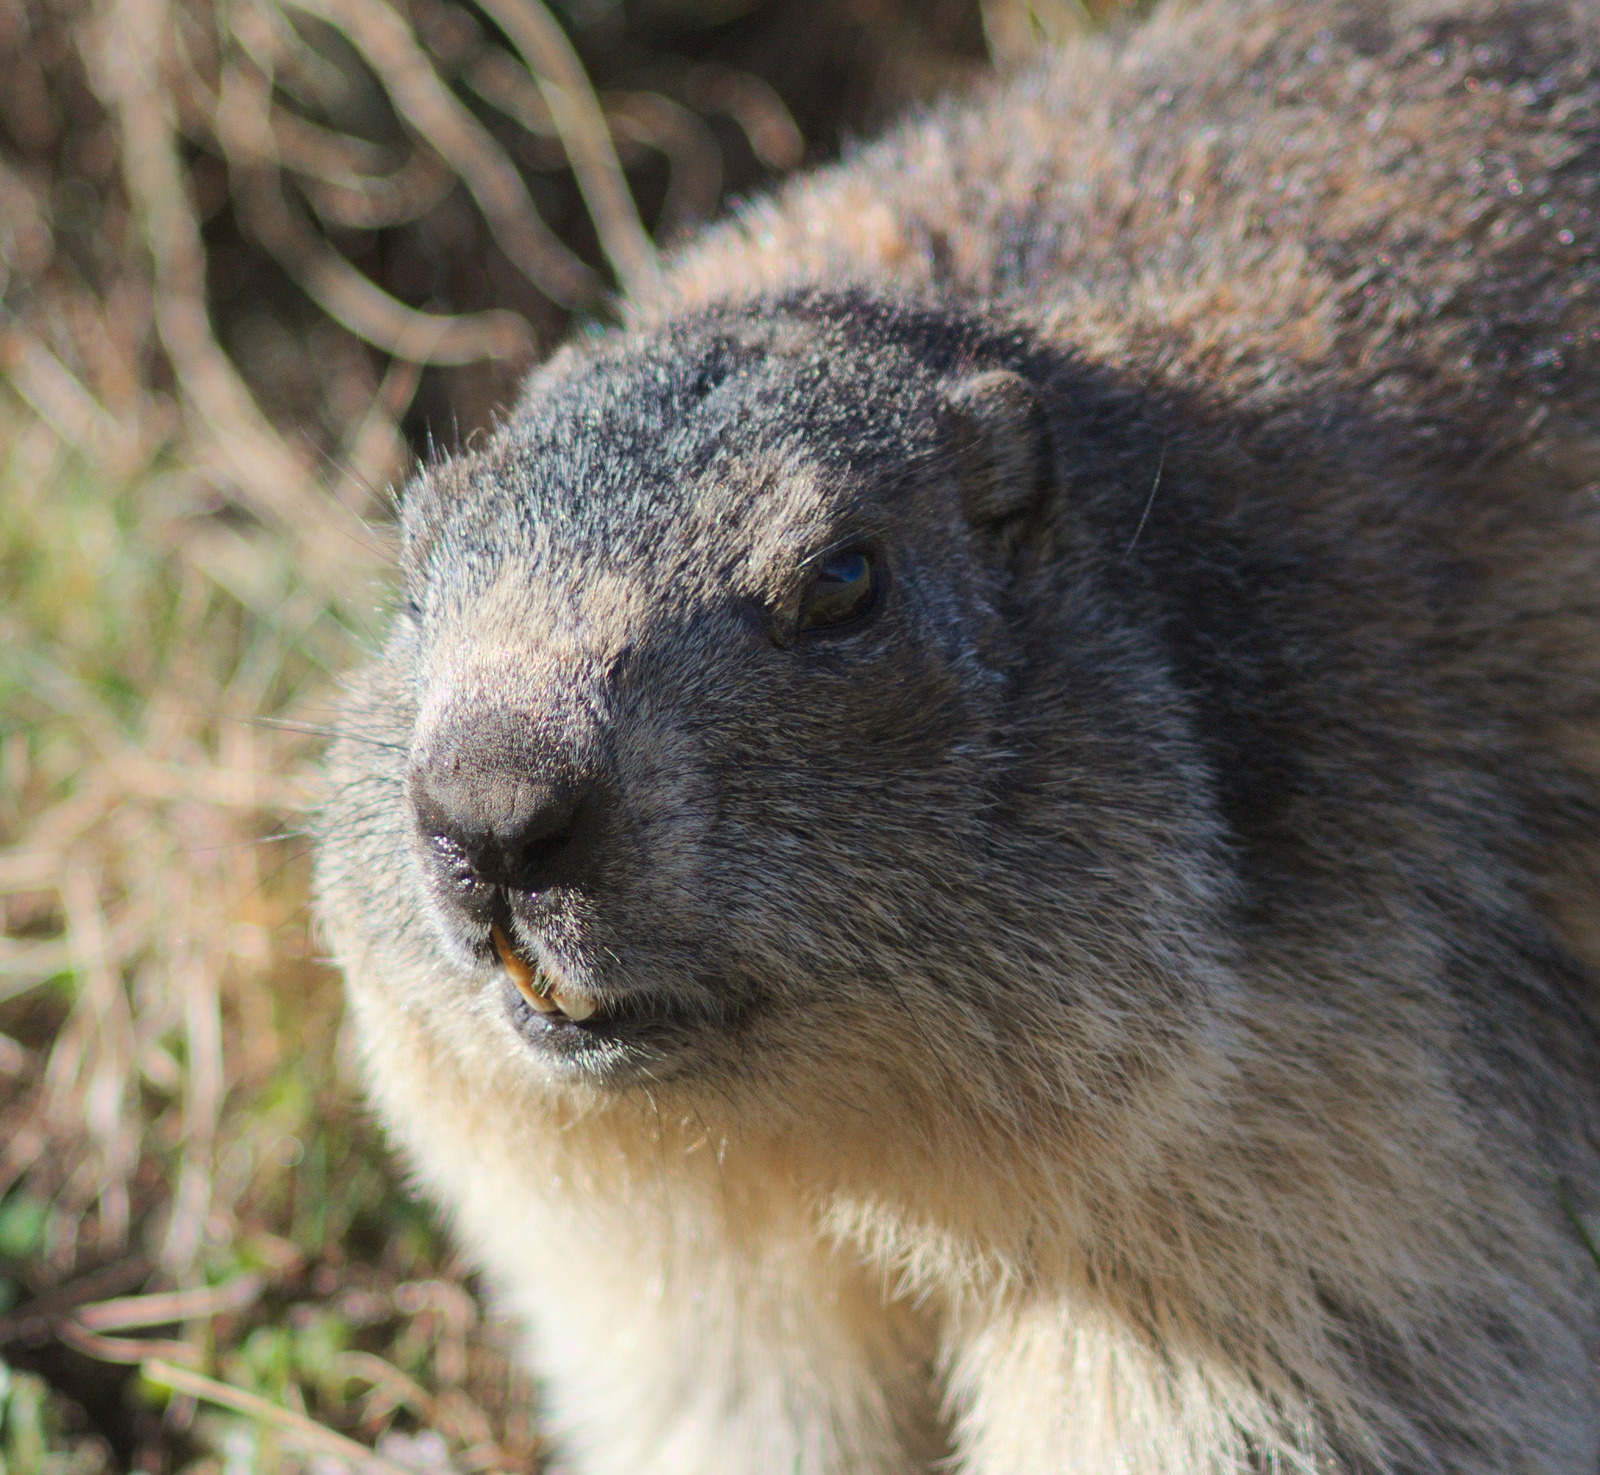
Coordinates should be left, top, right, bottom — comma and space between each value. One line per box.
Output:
939, 368, 1050, 528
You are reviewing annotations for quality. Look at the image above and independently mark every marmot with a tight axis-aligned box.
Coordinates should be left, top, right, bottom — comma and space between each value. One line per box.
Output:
315, 0, 1600, 1468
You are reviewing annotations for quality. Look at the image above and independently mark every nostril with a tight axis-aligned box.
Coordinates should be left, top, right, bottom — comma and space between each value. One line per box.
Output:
508, 802, 578, 866
496, 792, 590, 891
408, 754, 597, 896
422, 826, 481, 886
509, 787, 583, 850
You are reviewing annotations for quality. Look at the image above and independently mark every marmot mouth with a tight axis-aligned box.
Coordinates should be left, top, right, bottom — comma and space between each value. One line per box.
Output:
491, 924, 598, 1022
490, 923, 699, 1046
489, 924, 740, 1070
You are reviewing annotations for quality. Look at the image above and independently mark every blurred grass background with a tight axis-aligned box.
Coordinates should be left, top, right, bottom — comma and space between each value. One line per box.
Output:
0, 0, 1120, 1470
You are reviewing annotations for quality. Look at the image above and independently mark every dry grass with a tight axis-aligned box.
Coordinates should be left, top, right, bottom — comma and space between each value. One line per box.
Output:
0, 0, 1128, 1470
0, 405, 549, 1475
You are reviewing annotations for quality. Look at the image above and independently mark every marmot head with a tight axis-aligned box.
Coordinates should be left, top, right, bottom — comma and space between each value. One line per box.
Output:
322, 293, 1234, 1125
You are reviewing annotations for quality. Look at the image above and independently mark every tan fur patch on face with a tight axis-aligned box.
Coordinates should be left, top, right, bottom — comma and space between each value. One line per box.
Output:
686, 455, 843, 613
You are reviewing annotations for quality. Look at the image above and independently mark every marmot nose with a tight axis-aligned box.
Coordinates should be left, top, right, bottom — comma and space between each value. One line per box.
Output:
408, 717, 598, 894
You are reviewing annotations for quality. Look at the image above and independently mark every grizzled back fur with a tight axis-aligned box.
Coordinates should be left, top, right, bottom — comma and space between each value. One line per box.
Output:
317, 0, 1600, 1471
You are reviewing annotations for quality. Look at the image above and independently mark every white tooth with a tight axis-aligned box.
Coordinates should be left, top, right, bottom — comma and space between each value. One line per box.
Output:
525, 987, 561, 1014
550, 989, 597, 1021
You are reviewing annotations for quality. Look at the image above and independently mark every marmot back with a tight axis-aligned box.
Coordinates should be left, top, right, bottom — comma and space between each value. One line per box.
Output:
316, 1, 1600, 1471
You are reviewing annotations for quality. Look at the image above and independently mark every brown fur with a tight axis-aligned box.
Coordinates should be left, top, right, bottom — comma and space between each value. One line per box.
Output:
316, 0, 1600, 1468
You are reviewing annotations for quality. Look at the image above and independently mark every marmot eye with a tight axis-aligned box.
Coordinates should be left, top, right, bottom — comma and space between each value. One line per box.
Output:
797, 547, 882, 633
